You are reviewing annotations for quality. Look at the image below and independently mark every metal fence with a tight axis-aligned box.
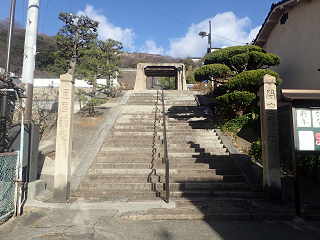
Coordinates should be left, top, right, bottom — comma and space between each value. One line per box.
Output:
0, 152, 18, 221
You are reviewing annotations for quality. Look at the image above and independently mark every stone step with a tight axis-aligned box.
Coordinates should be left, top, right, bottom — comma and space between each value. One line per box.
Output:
89, 162, 211, 170
96, 151, 229, 158
78, 182, 160, 191
166, 190, 263, 199
94, 156, 232, 163
82, 174, 246, 183
107, 131, 219, 136
100, 146, 226, 154
168, 182, 250, 191
72, 189, 261, 199
104, 135, 220, 141
77, 181, 249, 191
101, 142, 224, 148
74, 91, 255, 200
96, 151, 229, 159
70, 189, 159, 198
87, 168, 241, 175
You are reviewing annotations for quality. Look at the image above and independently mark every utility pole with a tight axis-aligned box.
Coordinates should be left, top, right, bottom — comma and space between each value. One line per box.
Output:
0, 0, 16, 152
21, 0, 40, 123
208, 21, 211, 53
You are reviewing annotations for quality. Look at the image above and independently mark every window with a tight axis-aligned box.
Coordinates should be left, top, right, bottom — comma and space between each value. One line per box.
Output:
280, 13, 289, 24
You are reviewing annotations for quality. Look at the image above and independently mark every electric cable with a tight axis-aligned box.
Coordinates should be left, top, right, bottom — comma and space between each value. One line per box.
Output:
69, 0, 73, 14
23, 0, 25, 28
135, 0, 247, 45
42, 0, 50, 33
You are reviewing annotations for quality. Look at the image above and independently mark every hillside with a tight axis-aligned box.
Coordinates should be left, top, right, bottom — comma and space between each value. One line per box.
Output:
0, 20, 57, 76
0, 20, 181, 77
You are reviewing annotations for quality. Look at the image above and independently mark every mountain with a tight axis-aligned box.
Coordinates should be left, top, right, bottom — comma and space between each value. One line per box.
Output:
0, 19, 181, 77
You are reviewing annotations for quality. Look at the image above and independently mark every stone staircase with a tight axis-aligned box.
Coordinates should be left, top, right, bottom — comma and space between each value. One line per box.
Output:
71, 90, 262, 200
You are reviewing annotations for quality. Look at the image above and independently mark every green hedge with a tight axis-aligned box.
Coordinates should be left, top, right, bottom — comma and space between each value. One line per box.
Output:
194, 64, 232, 82
216, 91, 256, 117
204, 45, 264, 65
225, 69, 282, 93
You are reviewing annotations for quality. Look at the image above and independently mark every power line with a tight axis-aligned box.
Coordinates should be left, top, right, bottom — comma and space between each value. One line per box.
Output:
23, 0, 25, 28
42, 0, 50, 33
69, 0, 73, 14
135, 0, 247, 45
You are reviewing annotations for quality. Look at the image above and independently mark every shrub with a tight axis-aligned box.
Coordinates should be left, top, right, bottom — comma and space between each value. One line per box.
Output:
225, 69, 282, 93
88, 98, 107, 106
216, 91, 256, 117
194, 64, 232, 82
219, 112, 259, 138
297, 155, 320, 187
204, 45, 264, 66
250, 139, 262, 158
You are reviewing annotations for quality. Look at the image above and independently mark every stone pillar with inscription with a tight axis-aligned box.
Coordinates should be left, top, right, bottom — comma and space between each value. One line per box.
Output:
53, 73, 75, 201
259, 74, 282, 203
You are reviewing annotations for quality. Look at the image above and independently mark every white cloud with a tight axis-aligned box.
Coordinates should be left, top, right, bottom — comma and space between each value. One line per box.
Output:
139, 39, 164, 55
166, 12, 261, 58
77, 5, 136, 52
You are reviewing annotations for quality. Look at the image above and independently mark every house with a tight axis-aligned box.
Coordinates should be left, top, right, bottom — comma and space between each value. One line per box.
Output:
253, 0, 320, 90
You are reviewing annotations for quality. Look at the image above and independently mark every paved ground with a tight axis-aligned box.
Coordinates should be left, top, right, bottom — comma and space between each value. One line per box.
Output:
1, 207, 320, 239
1, 90, 320, 239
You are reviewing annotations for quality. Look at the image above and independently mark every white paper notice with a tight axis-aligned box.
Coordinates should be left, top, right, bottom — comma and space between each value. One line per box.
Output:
296, 109, 311, 127
298, 131, 314, 150
312, 110, 320, 128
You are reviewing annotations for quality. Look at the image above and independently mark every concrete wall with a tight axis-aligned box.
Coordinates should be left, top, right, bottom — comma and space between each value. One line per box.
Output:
262, 0, 320, 90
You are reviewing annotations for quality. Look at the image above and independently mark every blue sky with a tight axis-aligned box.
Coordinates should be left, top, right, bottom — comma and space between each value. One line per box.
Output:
1, 0, 277, 58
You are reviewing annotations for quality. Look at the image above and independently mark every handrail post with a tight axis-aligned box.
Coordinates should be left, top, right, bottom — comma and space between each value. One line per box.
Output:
162, 79, 169, 203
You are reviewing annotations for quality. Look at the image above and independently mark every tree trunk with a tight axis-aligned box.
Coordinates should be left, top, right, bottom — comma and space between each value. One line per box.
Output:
92, 71, 97, 95
68, 30, 79, 76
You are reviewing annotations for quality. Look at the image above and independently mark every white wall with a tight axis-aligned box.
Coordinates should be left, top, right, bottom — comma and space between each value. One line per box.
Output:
14, 77, 118, 88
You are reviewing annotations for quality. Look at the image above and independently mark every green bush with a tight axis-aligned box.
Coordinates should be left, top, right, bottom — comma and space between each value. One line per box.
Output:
297, 155, 320, 187
204, 45, 264, 66
162, 77, 175, 90
194, 64, 232, 82
88, 98, 107, 106
216, 91, 256, 117
225, 69, 282, 93
213, 85, 229, 96
250, 139, 262, 158
219, 112, 259, 137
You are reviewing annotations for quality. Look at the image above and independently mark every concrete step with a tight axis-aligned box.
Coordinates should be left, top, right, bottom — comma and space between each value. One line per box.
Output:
70, 189, 159, 198
96, 151, 229, 158
101, 139, 222, 146
96, 151, 229, 159
83, 174, 161, 183
164, 190, 263, 199
77, 181, 249, 191
78, 182, 161, 191
94, 156, 232, 163
89, 162, 211, 170
168, 182, 250, 191
82, 174, 246, 183
87, 168, 241, 175
74, 91, 256, 200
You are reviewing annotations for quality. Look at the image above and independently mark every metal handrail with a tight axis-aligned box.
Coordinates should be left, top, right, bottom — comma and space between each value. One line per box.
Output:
161, 79, 170, 203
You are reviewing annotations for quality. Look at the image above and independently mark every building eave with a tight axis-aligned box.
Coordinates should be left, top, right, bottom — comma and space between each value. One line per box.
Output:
253, 0, 312, 47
